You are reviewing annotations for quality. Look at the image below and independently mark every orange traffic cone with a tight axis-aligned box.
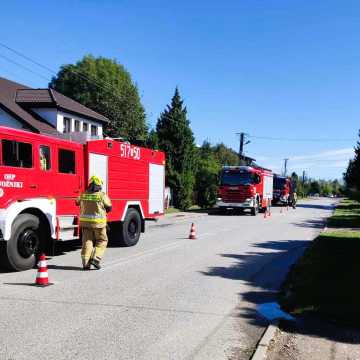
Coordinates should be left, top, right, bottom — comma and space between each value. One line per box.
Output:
35, 254, 52, 287
189, 223, 196, 239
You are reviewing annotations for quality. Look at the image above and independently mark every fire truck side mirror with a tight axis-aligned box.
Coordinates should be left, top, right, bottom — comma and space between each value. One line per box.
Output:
254, 174, 261, 184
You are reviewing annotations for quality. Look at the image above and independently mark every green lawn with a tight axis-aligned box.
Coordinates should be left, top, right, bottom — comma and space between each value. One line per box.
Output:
327, 198, 360, 228
280, 199, 360, 326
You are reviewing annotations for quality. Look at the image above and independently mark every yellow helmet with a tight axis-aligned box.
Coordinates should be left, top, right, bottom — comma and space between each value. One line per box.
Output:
89, 175, 103, 186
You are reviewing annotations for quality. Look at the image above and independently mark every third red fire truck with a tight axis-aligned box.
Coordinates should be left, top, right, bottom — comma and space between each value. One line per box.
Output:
272, 174, 291, 205
216, 165, 273, 215
0, 126, 165, 271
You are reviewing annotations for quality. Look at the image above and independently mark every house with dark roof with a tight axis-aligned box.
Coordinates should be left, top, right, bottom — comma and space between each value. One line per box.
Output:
0, 77, 109, 139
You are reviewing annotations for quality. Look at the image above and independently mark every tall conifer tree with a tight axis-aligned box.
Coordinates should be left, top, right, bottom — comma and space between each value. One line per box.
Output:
156, 88, 196, 209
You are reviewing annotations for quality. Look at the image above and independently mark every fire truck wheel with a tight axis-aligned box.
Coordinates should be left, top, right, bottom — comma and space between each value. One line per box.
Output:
120, 208, 141, 247
4, 214, 40, 271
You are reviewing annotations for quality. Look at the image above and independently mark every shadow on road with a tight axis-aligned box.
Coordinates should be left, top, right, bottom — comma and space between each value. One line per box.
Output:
51, 239, 81, 256
208, 209, 253, 216
0, 240, 82, 274
296, 203, 335, 211
47, 264, 83, 271
291, 218, 326, 229
277, 316, 360, 347
201, 238, 360, 343
3, 282, 40, 287
201, 240, 308, 326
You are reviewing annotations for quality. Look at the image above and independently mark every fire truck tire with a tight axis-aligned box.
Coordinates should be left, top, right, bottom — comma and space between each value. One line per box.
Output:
120, 208, 141, 247
2, 214, 40, 271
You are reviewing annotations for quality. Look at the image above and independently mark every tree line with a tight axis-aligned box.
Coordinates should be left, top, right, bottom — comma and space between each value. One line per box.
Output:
290, 172, 343, 198
51, 55, 344, 209
51, 55, 239, 209
344, 131, 360, 198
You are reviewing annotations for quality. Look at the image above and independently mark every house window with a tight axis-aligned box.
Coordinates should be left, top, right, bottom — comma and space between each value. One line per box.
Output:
63, 117, 71, 133
83, 122, 88, 132
58, 149, 75, 174
74, 120, 80, 132
39, 145, 51, 171
91, 125, 98, 137
2, 140, 32, 168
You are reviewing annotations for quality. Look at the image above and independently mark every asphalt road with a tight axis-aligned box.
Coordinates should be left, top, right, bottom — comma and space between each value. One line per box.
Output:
0, 198, 335, 360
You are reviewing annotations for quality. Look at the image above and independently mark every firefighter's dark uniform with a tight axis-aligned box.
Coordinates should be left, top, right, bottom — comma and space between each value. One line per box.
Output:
76, 178, 112, 269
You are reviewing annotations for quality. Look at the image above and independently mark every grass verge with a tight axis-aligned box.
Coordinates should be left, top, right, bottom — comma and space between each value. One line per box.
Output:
165, 207, 180, 214
279, 199, 360, 326
327, 198, 360, 228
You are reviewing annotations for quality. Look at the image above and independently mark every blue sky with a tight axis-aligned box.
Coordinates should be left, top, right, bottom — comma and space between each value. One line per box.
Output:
1, 0, 359, 179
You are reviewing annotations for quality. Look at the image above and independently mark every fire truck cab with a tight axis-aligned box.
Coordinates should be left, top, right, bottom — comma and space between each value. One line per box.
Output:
0, 126, 165, 271
216, 165, 273, 215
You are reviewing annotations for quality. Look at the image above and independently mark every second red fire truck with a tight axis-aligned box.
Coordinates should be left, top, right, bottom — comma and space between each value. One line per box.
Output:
216, 165, 273, 215
0, 126, 165, 271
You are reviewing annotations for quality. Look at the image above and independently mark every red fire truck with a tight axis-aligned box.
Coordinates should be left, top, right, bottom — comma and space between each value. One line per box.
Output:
272, 174, 291, 205
272, 174, 297, 207
0, 126, 165, 271
216, 165, 273, 215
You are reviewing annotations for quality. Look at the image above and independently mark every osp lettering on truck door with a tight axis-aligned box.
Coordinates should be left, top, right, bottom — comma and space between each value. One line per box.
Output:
0, 174, 24, 189
120, 143, 141, 160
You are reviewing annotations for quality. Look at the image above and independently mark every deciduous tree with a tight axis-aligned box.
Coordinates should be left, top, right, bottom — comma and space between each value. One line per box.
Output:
50, 55, 147, 141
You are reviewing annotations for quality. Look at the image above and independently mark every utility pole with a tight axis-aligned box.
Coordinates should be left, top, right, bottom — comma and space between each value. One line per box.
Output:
236, 132, 250, 159
236, 132, 246, 157
302, 170, 306, 184
283, 158, 289, 176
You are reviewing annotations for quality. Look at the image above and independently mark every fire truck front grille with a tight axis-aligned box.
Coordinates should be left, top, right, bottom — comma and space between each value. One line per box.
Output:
222, 188, 252, 203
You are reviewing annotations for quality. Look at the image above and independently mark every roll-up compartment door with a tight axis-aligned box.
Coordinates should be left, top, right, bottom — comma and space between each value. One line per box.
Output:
89, 153, 108, 193
149, 163, 165, 213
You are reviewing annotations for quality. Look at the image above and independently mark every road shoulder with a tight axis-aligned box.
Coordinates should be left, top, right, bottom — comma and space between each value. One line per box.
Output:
263, 198, 360, 360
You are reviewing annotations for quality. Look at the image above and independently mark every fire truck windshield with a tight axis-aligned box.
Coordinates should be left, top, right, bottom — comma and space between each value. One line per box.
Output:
220, 171, 255, 186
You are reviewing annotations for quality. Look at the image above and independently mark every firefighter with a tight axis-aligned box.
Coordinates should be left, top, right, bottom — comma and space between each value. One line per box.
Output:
76, 175, 112, 270
39, 148, 47, 170
289, 181, 297, 209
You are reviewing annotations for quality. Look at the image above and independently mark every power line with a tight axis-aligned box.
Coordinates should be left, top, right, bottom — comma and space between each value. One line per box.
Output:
0, 42, 127, 103
0, 42, 149, 129
0, 42, 55, 75
290, 159, 350, 163
249, 135, 355, 142
0, 53, 51, 82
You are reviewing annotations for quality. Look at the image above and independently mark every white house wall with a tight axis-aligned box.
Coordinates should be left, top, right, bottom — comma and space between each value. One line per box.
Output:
57, 110, 103, 137
0, 108, 23, 129
31, 108, 103, 136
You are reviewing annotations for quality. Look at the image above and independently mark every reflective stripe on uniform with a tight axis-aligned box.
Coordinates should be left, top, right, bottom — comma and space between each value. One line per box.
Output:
80, 194, 102, 201
80, 214, 106, 223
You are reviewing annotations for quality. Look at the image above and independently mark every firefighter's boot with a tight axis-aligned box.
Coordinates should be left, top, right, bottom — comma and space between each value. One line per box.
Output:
90, 258, 101, 270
